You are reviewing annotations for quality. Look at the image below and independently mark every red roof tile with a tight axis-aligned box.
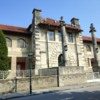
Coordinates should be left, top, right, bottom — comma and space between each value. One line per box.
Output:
1, 24, 100, 43
0, 24, 28, 33
83, 36, 100, 43
40, 18, 81, 30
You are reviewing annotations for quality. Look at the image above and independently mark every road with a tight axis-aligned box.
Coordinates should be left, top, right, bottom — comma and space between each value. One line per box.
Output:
10, 85, 100, 100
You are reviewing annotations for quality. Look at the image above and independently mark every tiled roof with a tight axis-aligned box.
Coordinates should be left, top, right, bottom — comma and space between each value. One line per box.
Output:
40, 18, 81, 30
0, 24, 28, 33
83, 36, 100, 43
1, 24, 100, 43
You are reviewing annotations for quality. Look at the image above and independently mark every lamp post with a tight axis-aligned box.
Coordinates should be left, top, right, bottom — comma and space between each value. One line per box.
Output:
28, 51, 33, 94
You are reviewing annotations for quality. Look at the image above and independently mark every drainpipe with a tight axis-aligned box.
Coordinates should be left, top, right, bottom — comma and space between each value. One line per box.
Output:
46, 25, 49, 68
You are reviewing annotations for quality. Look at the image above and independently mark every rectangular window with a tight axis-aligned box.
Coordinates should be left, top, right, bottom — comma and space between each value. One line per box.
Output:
58, 31, 62, 41
68, 32, 73, 43
48, 30, 55, 41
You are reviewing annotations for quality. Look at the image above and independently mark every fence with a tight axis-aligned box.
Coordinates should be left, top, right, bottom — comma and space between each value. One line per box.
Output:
0, 71, 9, 79
0, 70, 35, 79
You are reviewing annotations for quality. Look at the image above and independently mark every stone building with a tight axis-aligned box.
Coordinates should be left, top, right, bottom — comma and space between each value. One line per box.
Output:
0, 8, 100, 77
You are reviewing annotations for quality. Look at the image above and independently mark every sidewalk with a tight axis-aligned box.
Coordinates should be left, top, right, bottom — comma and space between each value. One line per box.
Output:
0, 81, 100, 100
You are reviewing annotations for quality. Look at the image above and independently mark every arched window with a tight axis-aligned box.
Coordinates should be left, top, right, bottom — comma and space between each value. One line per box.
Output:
18, 38, 26, 48
86, 45, 91, 51
58, 54, 64, 66
6, 37, 12, 47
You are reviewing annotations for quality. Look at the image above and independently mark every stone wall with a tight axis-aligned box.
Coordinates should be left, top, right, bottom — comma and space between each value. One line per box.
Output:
59, 73, 86, 86
0, 73, 87, 94
59, 66, 84, 75
0, 76, 57, 94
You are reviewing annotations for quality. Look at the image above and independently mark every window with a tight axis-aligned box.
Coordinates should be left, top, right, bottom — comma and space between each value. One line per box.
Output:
86, 45, 91, 51
6, 37, 12, 47
58, 31, 62, 41
48, 30, 55, 41
18, 38, 26, 48
68, 32, 73, 43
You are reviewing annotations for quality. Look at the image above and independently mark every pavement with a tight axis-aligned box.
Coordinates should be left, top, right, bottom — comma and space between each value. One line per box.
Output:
0, 81, 100, 100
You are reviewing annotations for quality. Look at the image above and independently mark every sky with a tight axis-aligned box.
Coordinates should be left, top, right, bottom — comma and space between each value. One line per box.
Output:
0, 0, 100, 37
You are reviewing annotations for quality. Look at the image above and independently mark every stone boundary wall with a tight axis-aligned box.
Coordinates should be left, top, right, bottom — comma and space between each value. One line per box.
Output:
0, 75, 57, 94
0, 73, 87, 94
59, 73, 86, 86
39, 67, 58, 76
38, 66, 84, 76
59, 66, 84, 75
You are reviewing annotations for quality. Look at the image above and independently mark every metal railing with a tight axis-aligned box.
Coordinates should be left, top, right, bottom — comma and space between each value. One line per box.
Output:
0, 70, 35, 79
0, 71, 9, 79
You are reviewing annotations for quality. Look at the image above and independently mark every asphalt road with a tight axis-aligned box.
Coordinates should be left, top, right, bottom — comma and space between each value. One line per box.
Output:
10, 85, 100, 100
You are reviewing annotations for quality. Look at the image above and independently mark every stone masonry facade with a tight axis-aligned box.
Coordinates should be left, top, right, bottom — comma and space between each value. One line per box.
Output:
0, 8, 100, 77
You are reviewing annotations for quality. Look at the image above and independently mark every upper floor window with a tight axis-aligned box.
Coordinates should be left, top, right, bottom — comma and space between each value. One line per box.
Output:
18, 38, 26, 48
68, 32, 73, 43
86, 45, 91, 51
58, 31, 62, 41
48, 30, 55, 41
6, 37, 12, 47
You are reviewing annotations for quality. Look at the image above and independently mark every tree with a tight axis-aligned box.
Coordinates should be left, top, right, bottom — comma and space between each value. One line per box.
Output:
0, 30, 9, 70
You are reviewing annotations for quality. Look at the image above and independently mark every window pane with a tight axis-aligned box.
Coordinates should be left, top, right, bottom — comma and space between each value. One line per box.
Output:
48, 31, 55, 41
68, 33, 73, 42
6, 38, 12, 47
58, 31, 62, 41
18, 39, 26, 48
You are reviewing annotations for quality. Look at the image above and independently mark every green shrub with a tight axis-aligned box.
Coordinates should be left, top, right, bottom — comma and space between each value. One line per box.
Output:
0, 30, 9, 70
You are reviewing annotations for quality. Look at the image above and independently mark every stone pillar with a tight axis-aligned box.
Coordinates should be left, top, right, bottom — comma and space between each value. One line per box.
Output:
59, 17, 67, 66
32, 9, 42, 75
89, 23, 99, 68
7, 57, 17, 79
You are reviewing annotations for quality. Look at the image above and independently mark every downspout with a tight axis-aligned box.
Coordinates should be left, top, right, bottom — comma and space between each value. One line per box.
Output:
46, 25, 49, 68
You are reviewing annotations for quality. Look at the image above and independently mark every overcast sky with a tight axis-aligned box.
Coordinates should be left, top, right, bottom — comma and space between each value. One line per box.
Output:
0, 0, 100, 37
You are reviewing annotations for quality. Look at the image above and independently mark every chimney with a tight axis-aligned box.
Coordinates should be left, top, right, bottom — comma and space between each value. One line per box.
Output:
32, 8, 42, 26
71, 18, 80, 28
